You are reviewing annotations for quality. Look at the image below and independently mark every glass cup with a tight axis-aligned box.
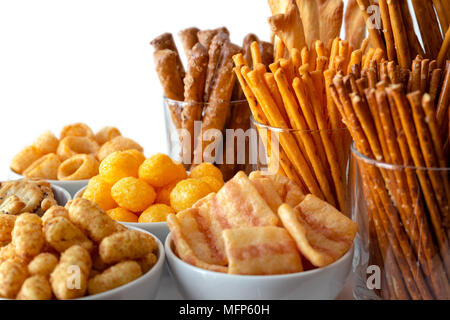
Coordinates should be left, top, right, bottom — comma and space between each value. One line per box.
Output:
350, 143, 450, 300
250, 116, 351, 214
163, 97, 251, 180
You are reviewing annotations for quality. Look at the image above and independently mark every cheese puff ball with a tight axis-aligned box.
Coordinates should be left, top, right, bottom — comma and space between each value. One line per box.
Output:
23, 153, 61, 180
50, 245, 91, 299
95, 126, 121, 145
99, 151, 140, 184
198, 176, 224, 193
155, 181, 177, 206
138, 153, 184, 188
106, 207, 138, 223
28, 253, 59, 277
111, 177, 156, 213
16, 275, 52, 300
60, 122, 94, 139
189, 162, 224, 182
57, 154, 99, 181
44, 216, 93, 253
57, 136, 99, 161
10, 145, 43, 174
123, 149, 146, 165
87, 260, 142, 295
12, 213, 44, 260
139, 204, 174, 223
33, 131, 59, 154
170, 178, 213, 212
82, 175, 117, 211
0, 260, 28, 298
99, 230, 156, 264
97, 136, 143, 162
67, 198, 118, 243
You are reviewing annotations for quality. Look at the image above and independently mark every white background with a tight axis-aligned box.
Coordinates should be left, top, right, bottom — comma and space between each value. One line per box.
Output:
0, 0, 272, 180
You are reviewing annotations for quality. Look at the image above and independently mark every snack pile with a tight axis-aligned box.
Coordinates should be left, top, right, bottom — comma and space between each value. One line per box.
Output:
83, 151, 224, 223
10, 123, 143, 181
151, 27, 273, 180
168, 170, 357, 275
0, 198, 158, 299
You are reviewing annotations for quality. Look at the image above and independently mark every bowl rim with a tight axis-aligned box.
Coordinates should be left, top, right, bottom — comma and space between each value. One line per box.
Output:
165, 232, 354, 280
52, 184, 72, 205
9, 168, 90, 183
78, 226, 165, 300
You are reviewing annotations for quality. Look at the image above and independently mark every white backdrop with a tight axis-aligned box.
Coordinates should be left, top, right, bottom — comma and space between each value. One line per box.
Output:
0, 0, 272, 180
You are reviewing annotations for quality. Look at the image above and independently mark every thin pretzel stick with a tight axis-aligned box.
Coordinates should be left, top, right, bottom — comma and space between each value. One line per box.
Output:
274, 37, 286, 61
347, 49, 362, 74
411, 57, 422, 92
356, 0, 386, 52
361, 38, 369, 55
429, 69, 442, 103
263, 73, 289, 123
398, 0, 424, 58
437, 27, 450, 68
329, 38, 340, 71
301, 47, 310, 67
432, 0, 450, 34
420, 59, 430, 93
291, 48, 302, 75
338, 40, 350, 74
437, 62, 450, 132
386, 0, 411, 68
379, 0, 397, 61
315, 40, 327, 58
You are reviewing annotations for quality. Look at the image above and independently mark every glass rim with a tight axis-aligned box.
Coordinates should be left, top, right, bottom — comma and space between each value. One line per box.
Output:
351, 143, 450, 171
164, 96, 248, 106
250, 114, 349, 134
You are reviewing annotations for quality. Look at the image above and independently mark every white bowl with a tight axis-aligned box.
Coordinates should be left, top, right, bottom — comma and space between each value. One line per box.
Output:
9, 169, 89, 197
51, 184, 72, 206
165, 233, 353, 300
74, 186, 170, 243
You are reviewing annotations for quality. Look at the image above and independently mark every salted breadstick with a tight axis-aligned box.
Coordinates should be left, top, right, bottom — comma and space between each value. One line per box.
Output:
182, 43, 209, 163
317, 0, 344, 49
178, 27, 200, 58
345, 0, 366, 50
268, 0, 306, 52
153, 49, 185, 129
151, 33, 185, 78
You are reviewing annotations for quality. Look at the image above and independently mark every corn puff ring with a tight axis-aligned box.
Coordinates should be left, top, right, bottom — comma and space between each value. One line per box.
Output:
28, 253, 59, 277
16, 275, 52, 300
60, 122, 94, 139
10, 145, 43, 174
33, 131, 59, 154
57, 136, 99, 161
57, 154, 99, 181
50, 245, 91, 299
22, 153, 61, 180
97, 136, 143, 161
12, 213, 44, 260
94, 126, 121, 145
87, 260, 142, 295
0, 260, 28, 298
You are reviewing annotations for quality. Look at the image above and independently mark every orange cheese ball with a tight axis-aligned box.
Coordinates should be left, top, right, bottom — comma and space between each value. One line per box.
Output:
82, 175, 117, 211
138, 204, 175, 223
198, 176, 224, 193
170, 178, 213, 212
99, 151, 140, 184
138, 153, 185, 188
155, 181, 178, 206
124, 149, 146, 166
189, 162, 223, 182
111, 177, 156, 212
107, 207, 138, 223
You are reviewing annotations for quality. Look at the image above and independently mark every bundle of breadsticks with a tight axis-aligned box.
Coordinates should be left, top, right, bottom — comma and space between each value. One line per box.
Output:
151, 28, 273, 180
355, 0, 450, 68
328, 49, 450, 299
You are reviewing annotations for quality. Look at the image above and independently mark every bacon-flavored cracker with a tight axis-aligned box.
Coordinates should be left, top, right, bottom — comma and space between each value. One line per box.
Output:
278, 195, 357, 267
249, 171, 305, 207
223, 226, 303, 275
249, 176, 283, 213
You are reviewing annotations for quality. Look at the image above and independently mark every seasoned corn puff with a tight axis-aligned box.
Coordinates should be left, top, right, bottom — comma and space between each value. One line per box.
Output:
41, 206, 69, 226
12, 213, 44, 260
0, 213, 16, 243
99, 230, 156, 264
28, 253, 59, 277
44, 216, 93, 253
16, 275, 52, 300
0, 260, 28, 298
50, 245, 91, 300
66, 198, 118, 243
87, 260, 142, 295
136, 252, 158, 274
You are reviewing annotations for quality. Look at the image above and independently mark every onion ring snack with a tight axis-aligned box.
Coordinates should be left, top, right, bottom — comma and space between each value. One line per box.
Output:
57, 136, 99, 161
60, 123, 94, 139
57, 154, 99, 181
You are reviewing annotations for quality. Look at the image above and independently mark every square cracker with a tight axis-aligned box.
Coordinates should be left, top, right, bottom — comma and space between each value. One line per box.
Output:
278, 194, 358, 267
223, 226, 303, 275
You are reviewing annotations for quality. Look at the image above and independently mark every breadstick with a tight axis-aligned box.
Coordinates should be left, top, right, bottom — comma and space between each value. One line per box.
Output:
154, 49, 185, 129
344, 0, 366, 50
182, 43, 209, 163
386, 0, 411, 68
151, 33, 185, 78
178, 27, 200, 58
